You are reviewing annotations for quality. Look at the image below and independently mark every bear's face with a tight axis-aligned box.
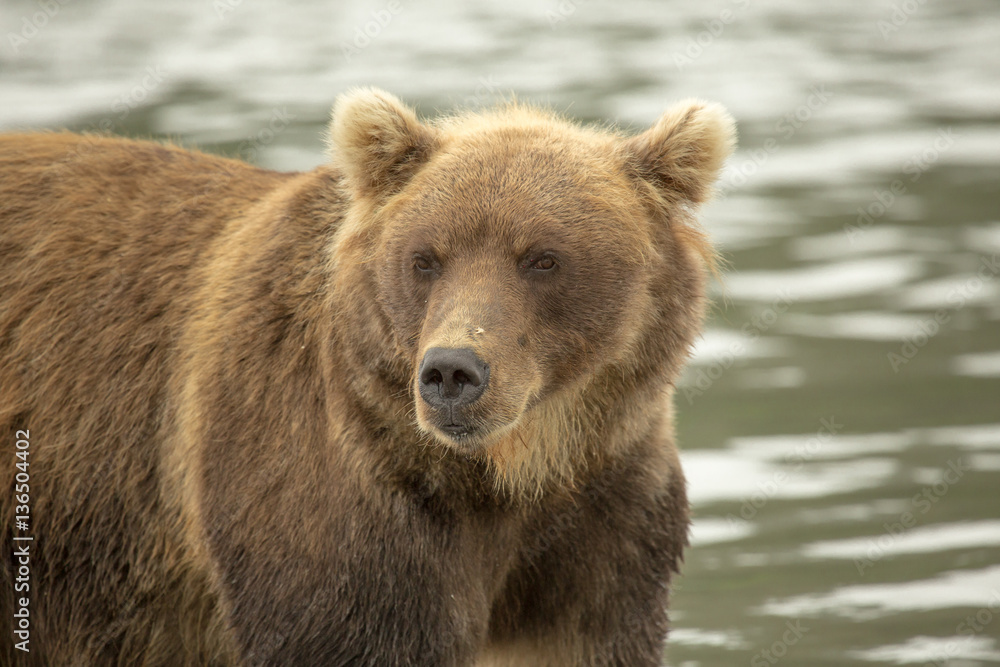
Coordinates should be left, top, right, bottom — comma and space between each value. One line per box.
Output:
376, 133, 656, 447
330, 89, 734, 452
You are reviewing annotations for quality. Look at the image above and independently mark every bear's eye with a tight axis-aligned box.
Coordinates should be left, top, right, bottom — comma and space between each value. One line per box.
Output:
413, 254, 437, 276
523, 254, 558, 273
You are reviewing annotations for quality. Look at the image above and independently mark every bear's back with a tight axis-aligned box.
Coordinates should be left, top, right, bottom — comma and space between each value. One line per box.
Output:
0, 133, 292, 665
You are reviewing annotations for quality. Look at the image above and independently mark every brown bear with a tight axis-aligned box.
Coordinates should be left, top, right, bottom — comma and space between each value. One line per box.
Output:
0, 89, 734, 666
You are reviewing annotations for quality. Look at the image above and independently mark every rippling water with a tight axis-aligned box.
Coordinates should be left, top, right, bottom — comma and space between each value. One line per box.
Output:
2, 0, 999, 664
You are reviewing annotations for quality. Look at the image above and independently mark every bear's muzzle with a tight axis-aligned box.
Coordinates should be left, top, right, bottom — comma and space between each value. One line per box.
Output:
418, 346, 490, 438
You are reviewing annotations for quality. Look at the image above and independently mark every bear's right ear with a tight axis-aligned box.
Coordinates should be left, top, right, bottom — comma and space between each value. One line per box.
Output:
329, 88, 438, 201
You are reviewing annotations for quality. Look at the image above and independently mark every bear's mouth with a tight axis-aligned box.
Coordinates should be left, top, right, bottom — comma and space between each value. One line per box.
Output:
440, 422, 475, 439
431, 408, 482, 441
421, 409, 495, 449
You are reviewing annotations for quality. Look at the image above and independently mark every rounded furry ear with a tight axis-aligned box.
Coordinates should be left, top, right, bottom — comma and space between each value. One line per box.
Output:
329, 88, 438, 200
622, 100, 736, 206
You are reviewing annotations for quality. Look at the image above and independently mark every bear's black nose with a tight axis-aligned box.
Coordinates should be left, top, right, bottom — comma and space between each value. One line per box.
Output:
419, 347, 488, 408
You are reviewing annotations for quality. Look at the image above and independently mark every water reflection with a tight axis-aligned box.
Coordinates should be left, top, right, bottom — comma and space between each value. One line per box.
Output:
757, 565, 1000, 618
803, 521, 1000, 560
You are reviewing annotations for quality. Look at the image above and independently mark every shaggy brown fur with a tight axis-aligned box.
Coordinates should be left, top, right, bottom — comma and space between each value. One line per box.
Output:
0, 89, 734, 666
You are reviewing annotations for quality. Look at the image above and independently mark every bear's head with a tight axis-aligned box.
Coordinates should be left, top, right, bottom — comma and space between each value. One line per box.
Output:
329, 89, 734, 484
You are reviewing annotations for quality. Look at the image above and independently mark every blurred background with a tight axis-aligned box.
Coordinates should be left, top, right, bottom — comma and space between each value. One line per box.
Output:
2, 0, 998, 664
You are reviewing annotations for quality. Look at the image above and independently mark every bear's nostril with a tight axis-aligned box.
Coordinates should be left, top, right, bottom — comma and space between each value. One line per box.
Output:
418, 347, 489, 408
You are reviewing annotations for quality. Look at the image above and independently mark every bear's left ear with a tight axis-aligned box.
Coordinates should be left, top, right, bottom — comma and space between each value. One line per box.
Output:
621, 100, 736, 207
329, 88, 438, 200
